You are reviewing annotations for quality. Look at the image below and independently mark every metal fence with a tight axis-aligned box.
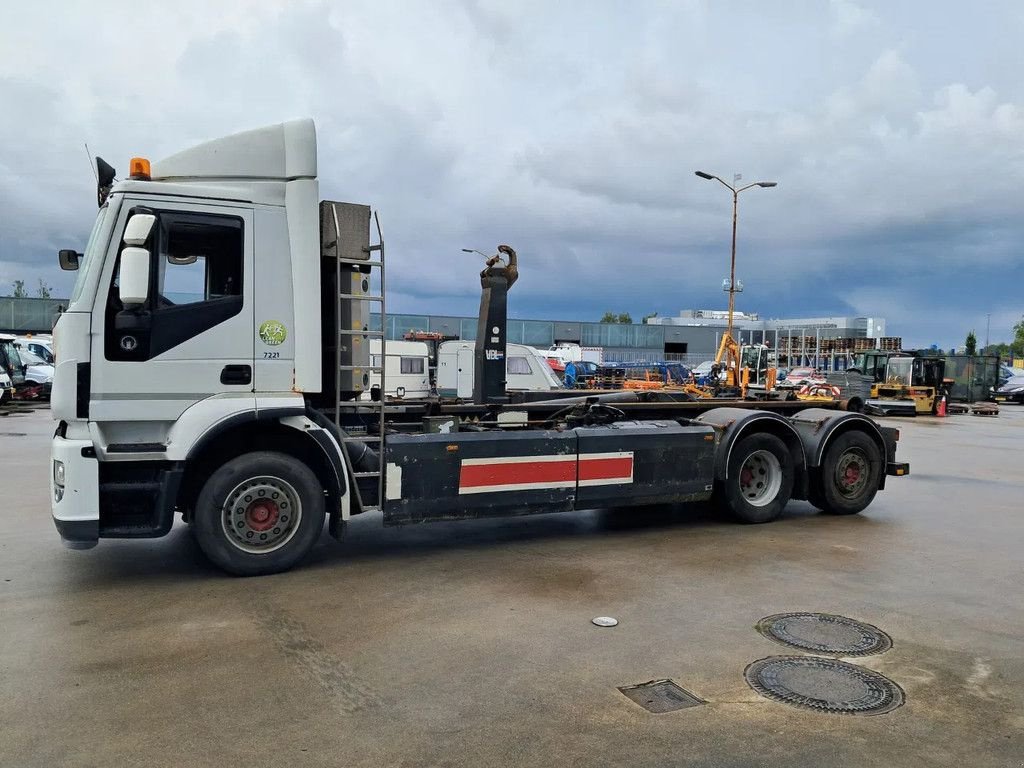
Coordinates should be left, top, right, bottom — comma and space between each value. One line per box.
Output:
0, 298, 66, 333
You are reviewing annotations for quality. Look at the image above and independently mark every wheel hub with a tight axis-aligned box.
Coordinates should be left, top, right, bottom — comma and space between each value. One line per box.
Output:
835, 450, 869, 497
245, 500, 280, 532
738, 449, 783, 507
222, 476, 302, 554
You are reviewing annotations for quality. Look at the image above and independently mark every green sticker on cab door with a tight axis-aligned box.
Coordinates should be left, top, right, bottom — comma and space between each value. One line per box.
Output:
259, 320, 287, 346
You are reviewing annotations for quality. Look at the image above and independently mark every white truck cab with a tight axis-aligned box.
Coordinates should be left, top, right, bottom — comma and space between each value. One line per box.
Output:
50, 120, 338, 569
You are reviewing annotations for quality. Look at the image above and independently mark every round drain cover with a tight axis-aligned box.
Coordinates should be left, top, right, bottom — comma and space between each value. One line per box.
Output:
592, 616, 618, 627
745, 655, 904, 715
756, 613, 892, 656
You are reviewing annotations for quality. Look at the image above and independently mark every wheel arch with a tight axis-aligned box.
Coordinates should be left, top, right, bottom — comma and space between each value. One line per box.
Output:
695, 408, 808, 498
177, 411, 345, 523
787, 408, 888, 491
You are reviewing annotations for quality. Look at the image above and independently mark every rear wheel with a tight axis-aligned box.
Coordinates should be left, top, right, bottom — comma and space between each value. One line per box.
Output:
193, 451, 325, 576
720, 433, 794, 524
813, 431, 881, 515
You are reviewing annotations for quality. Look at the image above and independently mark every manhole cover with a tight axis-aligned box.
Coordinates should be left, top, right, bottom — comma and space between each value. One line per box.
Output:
618, 679, 704, 713
756, 613, 892, 656
745, 656, 904, 715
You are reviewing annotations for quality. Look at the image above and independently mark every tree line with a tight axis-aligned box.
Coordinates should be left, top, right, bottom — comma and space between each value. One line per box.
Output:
7, 279, 54, 299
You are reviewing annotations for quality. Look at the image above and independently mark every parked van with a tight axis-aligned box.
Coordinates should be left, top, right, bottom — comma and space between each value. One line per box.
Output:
0, 334, 26, 386
437, 341, 562, 398
364, 339, 431, 399
15, 336, 54, 364
0, 369, 12, 404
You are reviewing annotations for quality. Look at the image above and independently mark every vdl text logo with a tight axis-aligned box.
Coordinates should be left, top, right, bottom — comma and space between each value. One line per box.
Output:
258, 320, 287, 346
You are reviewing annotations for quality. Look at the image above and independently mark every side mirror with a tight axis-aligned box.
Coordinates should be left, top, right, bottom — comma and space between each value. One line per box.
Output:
58, 249, 80, 271
123, 213, 156, 246
119, 247, 151, 305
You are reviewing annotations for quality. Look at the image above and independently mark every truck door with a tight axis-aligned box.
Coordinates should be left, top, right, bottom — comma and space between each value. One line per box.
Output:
90, 202, 255, 424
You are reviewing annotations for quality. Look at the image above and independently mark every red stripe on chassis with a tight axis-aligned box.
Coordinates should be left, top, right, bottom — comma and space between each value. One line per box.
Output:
578, 456, 633, 482
459, 459, 576, 490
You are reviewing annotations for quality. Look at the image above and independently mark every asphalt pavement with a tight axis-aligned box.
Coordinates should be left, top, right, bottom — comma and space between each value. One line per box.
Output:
1, 404, 1021, 767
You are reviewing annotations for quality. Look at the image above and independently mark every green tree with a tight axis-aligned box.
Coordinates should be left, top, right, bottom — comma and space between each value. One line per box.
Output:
1013, 317, 1024, 358
36, 279, 52, 299
965, 330, 977, 356
600, 312, 631, 324
10, 280, 28, 298
642, 312, 658, 324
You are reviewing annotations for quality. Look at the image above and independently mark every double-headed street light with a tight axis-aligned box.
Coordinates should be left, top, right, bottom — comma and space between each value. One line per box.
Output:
695, 170, 777, 386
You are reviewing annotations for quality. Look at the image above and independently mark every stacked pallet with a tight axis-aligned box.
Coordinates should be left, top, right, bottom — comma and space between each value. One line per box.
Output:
879, 337, 902, 351
853, 337, 875, 351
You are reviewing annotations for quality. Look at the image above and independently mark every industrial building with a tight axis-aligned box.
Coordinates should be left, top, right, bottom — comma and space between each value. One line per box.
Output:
372, 307, 893, 366
1, 297, 893, 366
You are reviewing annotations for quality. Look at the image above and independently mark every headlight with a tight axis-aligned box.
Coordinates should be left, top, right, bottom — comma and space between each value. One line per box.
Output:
54, 460, 65, 487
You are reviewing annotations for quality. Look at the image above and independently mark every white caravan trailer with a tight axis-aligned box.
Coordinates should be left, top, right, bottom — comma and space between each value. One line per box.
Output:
364, 339, 430, 399
437, 341, 562, 398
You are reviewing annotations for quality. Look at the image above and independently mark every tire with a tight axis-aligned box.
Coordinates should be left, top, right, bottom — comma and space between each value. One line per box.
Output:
814, 431, 881, 515
720, 433, 794, 524
193, 451, 325, 576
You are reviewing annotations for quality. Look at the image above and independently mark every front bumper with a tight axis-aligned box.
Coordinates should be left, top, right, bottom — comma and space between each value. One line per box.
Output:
51, 433, 100, 549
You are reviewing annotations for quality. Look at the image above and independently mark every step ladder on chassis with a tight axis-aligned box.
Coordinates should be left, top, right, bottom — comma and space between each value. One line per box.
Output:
331, 206, 386, 513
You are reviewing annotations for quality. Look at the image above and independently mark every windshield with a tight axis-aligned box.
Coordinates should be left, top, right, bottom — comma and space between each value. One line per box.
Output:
69, 204, 112, 305
886, 358, 914, 385
18, 349, 45, 366
741, 347, 762, 369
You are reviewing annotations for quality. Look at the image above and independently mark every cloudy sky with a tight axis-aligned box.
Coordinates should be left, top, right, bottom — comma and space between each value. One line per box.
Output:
2, 0, 1022, 347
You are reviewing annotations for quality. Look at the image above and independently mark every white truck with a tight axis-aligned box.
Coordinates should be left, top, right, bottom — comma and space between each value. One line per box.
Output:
49, 120, 908, 575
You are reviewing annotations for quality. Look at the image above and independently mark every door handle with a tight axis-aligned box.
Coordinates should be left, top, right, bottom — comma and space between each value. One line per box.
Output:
220, 364, 252, 385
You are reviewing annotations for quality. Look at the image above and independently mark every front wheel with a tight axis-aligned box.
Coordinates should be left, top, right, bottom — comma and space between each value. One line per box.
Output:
719, 433, 794, 524
813, 431, 881, 515
193, 451, 325, 576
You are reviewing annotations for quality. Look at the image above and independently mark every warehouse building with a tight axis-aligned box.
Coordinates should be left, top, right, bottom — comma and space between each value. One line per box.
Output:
373, 308, 893, 365
1, 297, 892, 367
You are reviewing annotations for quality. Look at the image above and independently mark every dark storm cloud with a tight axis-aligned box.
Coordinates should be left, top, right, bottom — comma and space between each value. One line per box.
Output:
1, 0, 1022, 346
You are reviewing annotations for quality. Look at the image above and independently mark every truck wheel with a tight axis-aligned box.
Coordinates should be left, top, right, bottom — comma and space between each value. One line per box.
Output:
815, 431, 881, 515
193, 451, 325, 576
721, 433, 794, 524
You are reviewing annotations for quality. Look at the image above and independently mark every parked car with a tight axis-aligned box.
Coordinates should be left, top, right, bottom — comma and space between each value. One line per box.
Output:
994, 375, 1024, 403
15, 336, 54, 364
15, 348, 54, 396
781, 367, 825, 387
691, 360, 725, 385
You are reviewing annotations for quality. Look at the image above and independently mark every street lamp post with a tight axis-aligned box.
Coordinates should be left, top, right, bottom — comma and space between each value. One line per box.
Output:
694, 171, 776, 386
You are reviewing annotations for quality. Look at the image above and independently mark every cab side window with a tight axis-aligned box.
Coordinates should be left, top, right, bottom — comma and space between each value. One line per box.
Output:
106, 210, 244, 361
157, 214, 242, 306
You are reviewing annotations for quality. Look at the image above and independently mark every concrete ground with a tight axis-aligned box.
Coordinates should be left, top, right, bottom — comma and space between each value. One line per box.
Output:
1, 404, 1022, 768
